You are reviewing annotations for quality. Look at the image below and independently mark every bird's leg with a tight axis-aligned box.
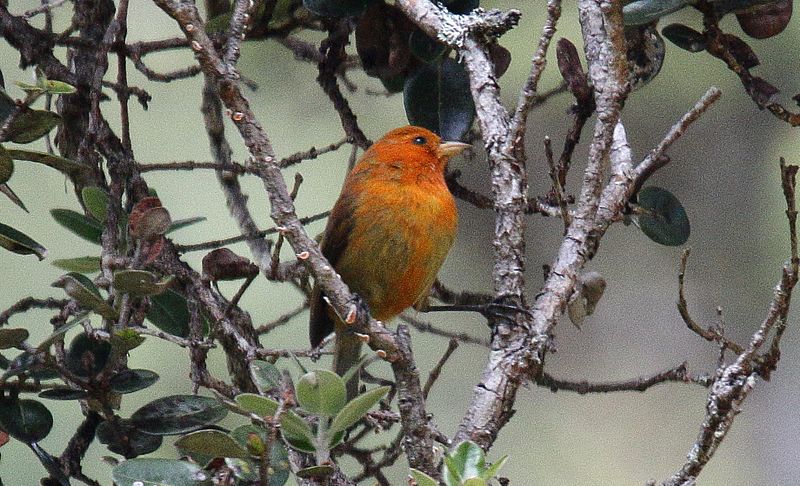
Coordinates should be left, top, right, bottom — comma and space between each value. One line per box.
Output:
425, 298, 532, 325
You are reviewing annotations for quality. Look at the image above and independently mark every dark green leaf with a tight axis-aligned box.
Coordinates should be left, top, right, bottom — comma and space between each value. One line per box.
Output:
111, 328, 147, 353
234, 393, 280, 417
661, 24, 706, 52
0, 147, 12, 184
250, 360, 282, 394
0, 222, 47, 260
38, 388, 89, 400
114, 270, 174, 296
130, 395, 228, 436
65, 332, 111, 377
51, 208, 103, 244
112, 458, 212, 486
52, 256, 102, 274
0, 328, 29, 349
0, 397, 53, 443
296, 370, 347, 417
110, 369, 160, 394
404, 57, 475, 141
52, 273, 117, 318
296, 465, 334, 479
636, 186, 691, 246
146, 289, 190, 337
328, 385, 389, 439
81, 186, 109, 222
481, 455, 509, 481
445, 440, 485, 482
6, 110, 61, 144
279, 410, 316, 453
6, 148, 90, 176
167, 216, 207, 234
175, 430, 249, 459
302, 0, 376, 17
409, 29, 446, 63
97, 420, 163, 458
0, 88, 14, 123
623, 0, 688, 25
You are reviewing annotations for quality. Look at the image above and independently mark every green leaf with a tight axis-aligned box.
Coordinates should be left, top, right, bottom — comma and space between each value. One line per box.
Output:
279, 410, 316, 453
328, 385, 389, 439
0, 328, 29, 349
97, 420, 163, 458
443, 455, 464, 486
234, 393, 280, 417
462, 478, 488, 486
296, 369, 347, 417
445, 441, 486, 481
114, 270, 174, 296
0, 147, 13, 184
404, 57, 476, 141
81, 186, 109, 222
52, 256, 102, 273
302, 0, 376, 17
0, 397, 53, 443
51, 208, 103, 244
481, 455, 508, 481
0, 222, 47, 260
623, 0, 688, 25
167, 216, 207, 234
130, 395, 228, 436
661, 24, 706, 52
250, 360, 282, 394
6, 148, 90, 176
175, 430, 249, 459
38, 79, 77, 95
295, 465, 334, 479
14, 81, 44, 95
38, 388, 89, 400
6, 110, 61, 144
52, 273, 117, 319
111, 328, 147, 353
409, 469, 440, 486
112, 458, 212, 486
409, 29, 446, 63
146, 289, 191, 337
110, 369, 160, 394
636, 186, 691, 246
65, 332, 112, 377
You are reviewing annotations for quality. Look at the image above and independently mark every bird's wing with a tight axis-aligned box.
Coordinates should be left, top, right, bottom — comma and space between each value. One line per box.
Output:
308, 189, 357, 347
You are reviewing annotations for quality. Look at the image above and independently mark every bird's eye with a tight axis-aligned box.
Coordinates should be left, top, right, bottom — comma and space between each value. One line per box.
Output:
412, 136, 427, 145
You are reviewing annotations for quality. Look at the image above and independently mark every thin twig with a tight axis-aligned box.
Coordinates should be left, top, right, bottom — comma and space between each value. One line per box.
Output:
537, 363, 711, 394
423, 339, 459, 399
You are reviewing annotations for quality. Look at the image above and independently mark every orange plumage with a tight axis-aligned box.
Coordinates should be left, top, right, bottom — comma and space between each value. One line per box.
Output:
309, 126, 468, 395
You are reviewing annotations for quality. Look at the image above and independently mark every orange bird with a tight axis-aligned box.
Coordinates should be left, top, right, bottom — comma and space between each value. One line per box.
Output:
309, 126, 469, 395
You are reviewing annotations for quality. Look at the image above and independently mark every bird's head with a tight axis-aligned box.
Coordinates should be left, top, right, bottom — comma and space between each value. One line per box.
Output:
364, 126, 471, 174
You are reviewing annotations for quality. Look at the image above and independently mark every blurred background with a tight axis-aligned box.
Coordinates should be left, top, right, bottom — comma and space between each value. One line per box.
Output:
1, 0, 799, 484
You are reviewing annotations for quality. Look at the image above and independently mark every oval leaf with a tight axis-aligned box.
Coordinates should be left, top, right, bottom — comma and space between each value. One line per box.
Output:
636, 186, 691, 246
296, 370, 347, 417
81, 186, 109, 223
0, 328, 29, 349
146, 289, 190, 337
661, 23, 706, 52
110, 369, 160, 394
51, 208, 103, 244
65, 332, 111, 377
404, 57, 476, 141
279, 410, 316, 453
0, 222, 47, 260
0, 397, 53, 443
112, 458, 212, 486
7, 110, 61, 144
410, 469, 439, 486
114, 270, 174, 296
328, 385, 389, 438
409, 29, 446, 63
445, 440, 486, 481
38, 388, 89, 400
97, 420, 163, 458
235, 393, 280, 417
52, 256, 102, 274
623, 0, 688, 25
130, 395, 228, 436
250, 360, 282, 394
175, 430, 249, 459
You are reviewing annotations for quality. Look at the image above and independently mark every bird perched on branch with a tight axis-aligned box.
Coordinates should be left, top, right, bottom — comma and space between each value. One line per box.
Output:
309, 125, 469, 397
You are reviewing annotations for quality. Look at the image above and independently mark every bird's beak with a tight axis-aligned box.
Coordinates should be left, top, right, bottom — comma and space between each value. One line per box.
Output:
438, 141, 471, 158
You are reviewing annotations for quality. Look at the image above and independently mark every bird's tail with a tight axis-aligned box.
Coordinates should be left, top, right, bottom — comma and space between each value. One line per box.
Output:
333, 329, 362, 400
